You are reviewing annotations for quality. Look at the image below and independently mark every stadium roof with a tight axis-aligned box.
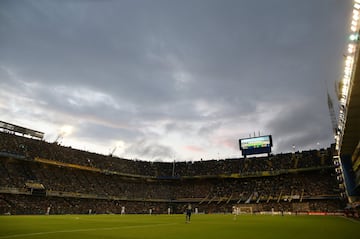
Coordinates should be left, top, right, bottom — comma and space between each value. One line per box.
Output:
340, 55, 360, 157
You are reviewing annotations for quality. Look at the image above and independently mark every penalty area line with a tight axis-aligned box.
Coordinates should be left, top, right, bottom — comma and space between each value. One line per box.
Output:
341, 216, 360, 224
0, 223, 178, 238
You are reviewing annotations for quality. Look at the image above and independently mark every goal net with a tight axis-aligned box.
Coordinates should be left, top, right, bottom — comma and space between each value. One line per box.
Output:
234, 206, 253, 214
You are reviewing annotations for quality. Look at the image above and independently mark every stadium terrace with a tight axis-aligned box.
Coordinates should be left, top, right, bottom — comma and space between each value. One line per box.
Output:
0, 131, 345, 215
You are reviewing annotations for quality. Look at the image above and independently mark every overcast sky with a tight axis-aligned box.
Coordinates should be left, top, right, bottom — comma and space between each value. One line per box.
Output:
0, 0, 353, 161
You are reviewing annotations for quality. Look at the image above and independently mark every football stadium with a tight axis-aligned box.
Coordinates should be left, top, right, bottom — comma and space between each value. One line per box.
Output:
1, 1, 360, 239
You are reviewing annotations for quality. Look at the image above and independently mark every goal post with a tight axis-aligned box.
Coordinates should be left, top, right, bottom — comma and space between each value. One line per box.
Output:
233, 206, 253, 214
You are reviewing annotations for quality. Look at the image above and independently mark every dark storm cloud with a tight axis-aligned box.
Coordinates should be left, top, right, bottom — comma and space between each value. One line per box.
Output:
198, 121, 222, 136
124, 139, 175, 161
0, 0, 352, 160
266, 97, 334, 152
75, 121, 141, 142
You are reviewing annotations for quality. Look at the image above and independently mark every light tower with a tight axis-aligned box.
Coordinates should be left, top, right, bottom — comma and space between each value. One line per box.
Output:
54, 125, 73, 144
333, 0, 360, 202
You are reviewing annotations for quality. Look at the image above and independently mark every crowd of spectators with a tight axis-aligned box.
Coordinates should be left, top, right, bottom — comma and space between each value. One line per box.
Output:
0, 132, 333, 177
0, 193, 344, 215
0, 131, 344, 215
0, 157, 339, 201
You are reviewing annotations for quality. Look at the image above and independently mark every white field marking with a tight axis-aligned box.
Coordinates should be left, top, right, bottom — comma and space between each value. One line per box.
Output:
0, 223, 178, 239
341, 216, 360, 224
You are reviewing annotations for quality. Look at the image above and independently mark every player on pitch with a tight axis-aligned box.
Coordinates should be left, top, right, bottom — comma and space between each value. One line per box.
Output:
185, 204, 192, 223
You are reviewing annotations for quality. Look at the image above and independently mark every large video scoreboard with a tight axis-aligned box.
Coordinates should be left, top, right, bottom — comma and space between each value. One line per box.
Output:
239, 135, 273, 156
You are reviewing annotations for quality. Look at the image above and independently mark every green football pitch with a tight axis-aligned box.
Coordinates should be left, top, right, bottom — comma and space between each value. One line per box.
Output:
0, 214, 358, 239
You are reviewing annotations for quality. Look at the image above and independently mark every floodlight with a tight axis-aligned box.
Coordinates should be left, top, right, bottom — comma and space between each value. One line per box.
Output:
60, 125, 73, 136
346, 55, 354, 62
345, 59, 352, 67
344, 67, 351, 75
349, 34, 358, 41
348, 44, 355, 53
351, 22, 358, 32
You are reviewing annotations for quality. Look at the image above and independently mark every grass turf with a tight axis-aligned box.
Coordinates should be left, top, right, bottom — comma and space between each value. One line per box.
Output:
0, 214, 358, 239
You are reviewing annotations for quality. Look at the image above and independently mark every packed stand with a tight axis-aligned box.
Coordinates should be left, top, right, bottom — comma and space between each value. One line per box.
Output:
0, 131, 344, 214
